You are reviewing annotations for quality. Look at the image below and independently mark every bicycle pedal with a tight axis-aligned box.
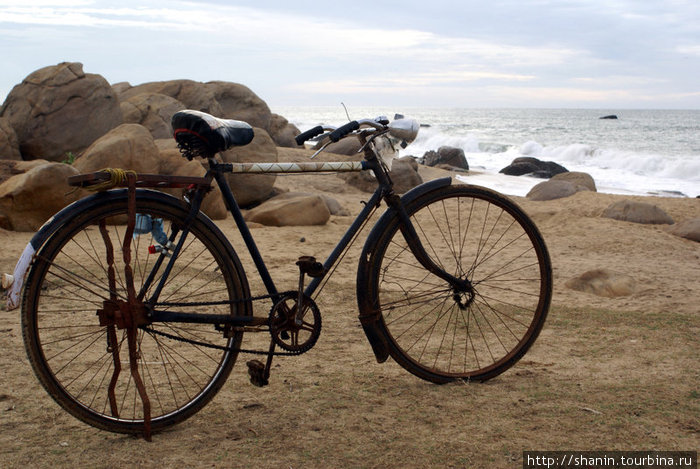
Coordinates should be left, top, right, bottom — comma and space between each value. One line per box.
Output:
246, 359, 268, 387
296, 256, 325, 278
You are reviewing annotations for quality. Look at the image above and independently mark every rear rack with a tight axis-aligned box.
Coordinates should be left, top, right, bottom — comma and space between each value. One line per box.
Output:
68, 170, 211, 191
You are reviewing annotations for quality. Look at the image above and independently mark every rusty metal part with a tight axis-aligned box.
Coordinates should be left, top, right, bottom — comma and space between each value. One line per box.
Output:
98, 219, 121, 418
68, 171, 211, 190
269, 292, 321, 353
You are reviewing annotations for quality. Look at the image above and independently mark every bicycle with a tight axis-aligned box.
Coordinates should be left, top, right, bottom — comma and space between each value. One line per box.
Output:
11, 109, 552, 439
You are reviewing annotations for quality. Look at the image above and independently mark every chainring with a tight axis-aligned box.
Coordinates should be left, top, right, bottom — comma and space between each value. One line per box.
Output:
269, 291, 321, 354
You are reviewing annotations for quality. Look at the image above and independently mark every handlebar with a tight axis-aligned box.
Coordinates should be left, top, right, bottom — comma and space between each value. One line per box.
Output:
294, 125, 324, 146
295, 117, 390, 146
328, 121, 360, 142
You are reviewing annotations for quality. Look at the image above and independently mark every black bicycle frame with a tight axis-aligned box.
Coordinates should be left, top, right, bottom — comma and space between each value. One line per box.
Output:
150, 150, 466, 326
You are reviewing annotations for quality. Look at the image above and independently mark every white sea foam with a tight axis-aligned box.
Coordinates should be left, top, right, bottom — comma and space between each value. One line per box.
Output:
274, 106, 700, 198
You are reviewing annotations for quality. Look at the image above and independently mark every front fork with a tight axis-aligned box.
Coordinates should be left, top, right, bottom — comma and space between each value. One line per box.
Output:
384, 192, 472, 294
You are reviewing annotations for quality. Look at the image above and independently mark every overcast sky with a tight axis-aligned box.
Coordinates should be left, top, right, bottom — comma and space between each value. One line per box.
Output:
1, 0, 699, 109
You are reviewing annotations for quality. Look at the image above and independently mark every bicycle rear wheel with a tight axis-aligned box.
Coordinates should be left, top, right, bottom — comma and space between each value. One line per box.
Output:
359, 184, 551, 383
21, 190, 250, 434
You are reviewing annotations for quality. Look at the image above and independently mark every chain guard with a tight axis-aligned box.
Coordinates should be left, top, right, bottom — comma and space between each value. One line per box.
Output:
269, 292, 321, 354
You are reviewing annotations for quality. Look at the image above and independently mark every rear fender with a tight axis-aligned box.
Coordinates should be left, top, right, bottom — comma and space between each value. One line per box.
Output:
5, 189, 184, 310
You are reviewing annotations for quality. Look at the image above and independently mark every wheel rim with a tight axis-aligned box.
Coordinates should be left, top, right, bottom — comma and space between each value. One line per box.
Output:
375, 188, 551, 380
24, 201, 244, 430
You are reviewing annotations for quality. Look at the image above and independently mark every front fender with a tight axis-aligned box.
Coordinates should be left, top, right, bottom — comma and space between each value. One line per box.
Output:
356, 177, 452, 362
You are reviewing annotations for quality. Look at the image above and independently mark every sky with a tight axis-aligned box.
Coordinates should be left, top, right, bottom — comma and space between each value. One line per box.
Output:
1, 0, 699, 109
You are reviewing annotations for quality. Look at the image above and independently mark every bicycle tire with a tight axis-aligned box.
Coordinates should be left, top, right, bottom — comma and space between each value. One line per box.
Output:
21, 189, 251, 434
358, 184, 552, 383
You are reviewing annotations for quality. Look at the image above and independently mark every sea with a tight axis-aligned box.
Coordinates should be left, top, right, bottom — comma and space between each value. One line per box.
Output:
272, 107, 700, 198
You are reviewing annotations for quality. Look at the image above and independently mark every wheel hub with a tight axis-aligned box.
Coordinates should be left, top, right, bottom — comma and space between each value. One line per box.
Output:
452, 280, 475, 310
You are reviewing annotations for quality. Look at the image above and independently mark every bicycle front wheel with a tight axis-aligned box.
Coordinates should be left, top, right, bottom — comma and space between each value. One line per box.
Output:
359, 184, 552, 383
21, 190, 250, 434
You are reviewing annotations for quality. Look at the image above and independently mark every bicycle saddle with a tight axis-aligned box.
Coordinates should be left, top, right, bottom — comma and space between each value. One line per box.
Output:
172, 110, 254, 159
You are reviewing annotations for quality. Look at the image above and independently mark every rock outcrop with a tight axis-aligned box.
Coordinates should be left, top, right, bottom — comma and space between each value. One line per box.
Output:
114, 79, 298, 147
340, 157, 422, 194
0, 162, 86, 231
0, 118, 21, 160
0, 62, 122, 161
219, 127, 278, 207
120, 93, 186, 139
73, 124, 161, 174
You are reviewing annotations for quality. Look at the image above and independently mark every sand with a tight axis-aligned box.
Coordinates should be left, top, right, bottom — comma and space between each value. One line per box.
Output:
0, 148, 698, 468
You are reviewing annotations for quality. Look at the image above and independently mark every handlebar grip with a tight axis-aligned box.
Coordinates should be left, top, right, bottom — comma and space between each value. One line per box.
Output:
294, 125, 325, 146
329, 121, 359, 142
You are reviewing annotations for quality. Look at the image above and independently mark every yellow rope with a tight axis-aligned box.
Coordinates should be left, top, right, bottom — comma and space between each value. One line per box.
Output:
87, 168, 138, 191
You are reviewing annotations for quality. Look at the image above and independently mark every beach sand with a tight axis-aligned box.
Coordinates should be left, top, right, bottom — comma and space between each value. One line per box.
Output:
0, 147, 698, 468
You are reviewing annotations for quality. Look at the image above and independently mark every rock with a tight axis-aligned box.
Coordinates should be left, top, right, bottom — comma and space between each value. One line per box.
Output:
565, 269, 635, 297
320, 195, 351, 216
599, 115, 618, 119
73, 124, 160, 174
268, 113, 301, 148
116, 79, 272, 131
391, 157, 424, 191
526, 180, 587, 201
601, 200, 674, 225
666, 218, 700, 242
272, 192, 350, 217
0, 118, 21, 160
120, 93, 186, 139
550, 171, 597, 192
0, 163, 86, 231
244, 193, 330, 226
423, 146, 468, 170
340, 156, 422, 194
156, 148, 227, 220
219, 127, 277, 207
315, 137, 362, 156
499, 157, 568, 178
111, 81, 132, 95
0, 62, 122, 161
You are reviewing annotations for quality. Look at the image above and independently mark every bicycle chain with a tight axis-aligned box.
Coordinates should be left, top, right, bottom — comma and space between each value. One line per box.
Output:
144, 291, 306, 356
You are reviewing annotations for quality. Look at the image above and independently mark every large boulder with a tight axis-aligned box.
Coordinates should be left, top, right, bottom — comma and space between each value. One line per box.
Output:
601, 200, 674, 225
0, 118, 21, 160
120, 93, 186, 139
73, 124, 160, 174
244, 193, 330, 226
156, 148, 227, 220
423, 146, 469, 170
269, 113, 301, 148
219, 127, 278, 207
314, 136, 362, 156
0, 62, 122, 161
115, 79, 272, 131
565, 269, 636, 297
0, 162, 86, 231
340, 157, 422, 194
499, 157, 568, 178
